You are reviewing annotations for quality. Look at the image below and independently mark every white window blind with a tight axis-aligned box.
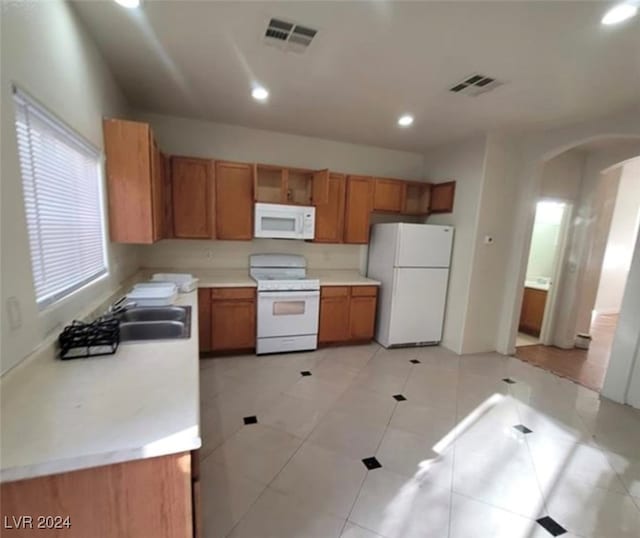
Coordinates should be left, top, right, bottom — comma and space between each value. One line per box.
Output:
13, 87, 107, 309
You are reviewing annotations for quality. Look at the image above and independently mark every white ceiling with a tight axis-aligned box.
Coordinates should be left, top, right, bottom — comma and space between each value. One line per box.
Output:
72, 1, 640, 152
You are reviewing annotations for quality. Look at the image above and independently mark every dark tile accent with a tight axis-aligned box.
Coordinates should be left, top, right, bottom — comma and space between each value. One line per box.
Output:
393, 394, 407, 401
410, 359, 421, 364
502, 378, 516, 384
513, 424, 533, 434
243, 416, 258, 425
362, 457, 382, 470
536, 516, 567, 536
300, 371, 312, 376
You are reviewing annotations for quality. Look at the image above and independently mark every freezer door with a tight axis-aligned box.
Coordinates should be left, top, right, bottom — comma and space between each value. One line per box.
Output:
396, 224, 453, 268
388, 267, 449, 345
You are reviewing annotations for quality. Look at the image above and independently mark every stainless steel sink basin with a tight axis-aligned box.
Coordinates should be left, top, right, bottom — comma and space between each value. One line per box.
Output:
116, 306, 188, 323
117, 306, 191, 342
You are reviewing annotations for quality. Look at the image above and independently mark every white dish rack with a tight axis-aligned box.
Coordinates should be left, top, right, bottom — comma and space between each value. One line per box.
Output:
151, 273, 199, 293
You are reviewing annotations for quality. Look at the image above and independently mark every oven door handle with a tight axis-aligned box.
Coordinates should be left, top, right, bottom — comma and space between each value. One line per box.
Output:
259, 290, 319, 299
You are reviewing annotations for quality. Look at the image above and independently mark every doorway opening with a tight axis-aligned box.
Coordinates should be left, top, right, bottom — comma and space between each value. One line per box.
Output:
514, 154, 640, 392
516, 200, 570, 347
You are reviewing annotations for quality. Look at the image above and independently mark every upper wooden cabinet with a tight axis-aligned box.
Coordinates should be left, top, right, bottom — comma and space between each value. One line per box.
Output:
430, 181, 456, 213
103, 118, 166, 244
171, 156, 215, 239
403, 181, 432, 215
216, 161, 254, 240
314, 173, 346, 243
373, 179, 406, 212
344, 176, 374, 244
254, 165, 329, 206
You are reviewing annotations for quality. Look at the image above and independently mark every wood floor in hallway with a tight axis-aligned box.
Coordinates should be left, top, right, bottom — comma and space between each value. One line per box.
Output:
514, 313, 618, 392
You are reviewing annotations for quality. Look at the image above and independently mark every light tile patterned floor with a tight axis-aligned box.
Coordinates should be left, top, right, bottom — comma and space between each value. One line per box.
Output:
199, 344, 640, 538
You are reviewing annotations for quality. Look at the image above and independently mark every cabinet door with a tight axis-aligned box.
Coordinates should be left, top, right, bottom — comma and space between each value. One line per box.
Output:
216, 161, 254, 240
150, 138, 165, 242
373, 179, 405, 212
349, 294, 377, 341
319, 287, 351, 343
172, 157, 214, 239
211, 299, 256, 350
344, 176, 374, 244
430, 181, 456, 213
312, 169, 330, 205
198, 288, 211, 353
314, 173, 346, 243
519, 287, 547, 337
103, 118, 155, 243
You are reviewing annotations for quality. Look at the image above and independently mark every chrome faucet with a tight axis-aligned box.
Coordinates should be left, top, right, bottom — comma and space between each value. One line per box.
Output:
107, 296, 137, 316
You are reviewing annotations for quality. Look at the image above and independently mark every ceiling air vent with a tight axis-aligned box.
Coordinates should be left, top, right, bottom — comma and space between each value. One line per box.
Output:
449, 74, 503, 97
264, 17, 318, 53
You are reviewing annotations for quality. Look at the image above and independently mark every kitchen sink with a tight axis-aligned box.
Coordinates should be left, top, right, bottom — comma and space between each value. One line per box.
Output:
117, 306, 188, 323
117, 306, 191, 342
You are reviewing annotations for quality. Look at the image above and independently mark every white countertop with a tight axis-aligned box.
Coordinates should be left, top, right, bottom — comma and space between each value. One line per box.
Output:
308, 269, 381, 287
0, 290, 201, 483
144, 268, 380, 288
525, 280, 551, 291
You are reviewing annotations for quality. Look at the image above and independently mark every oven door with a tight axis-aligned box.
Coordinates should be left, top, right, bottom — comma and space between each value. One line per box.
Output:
257, 290, 320, 338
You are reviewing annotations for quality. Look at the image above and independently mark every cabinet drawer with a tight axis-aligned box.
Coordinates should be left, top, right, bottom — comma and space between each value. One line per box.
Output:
351, 286, 378, 297
321, 286, 350, 298
210, 287, 255, 300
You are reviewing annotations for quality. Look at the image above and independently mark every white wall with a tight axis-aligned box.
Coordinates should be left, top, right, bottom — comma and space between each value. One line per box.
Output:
526, 203, 564, 281
140, 239, 364, 271
135, 111, 426, 274
539, 150, 585, 202
135, 111, 426, 179
594, 158, 640, 315
423, 136, 488, 354
0, 0, 138, 374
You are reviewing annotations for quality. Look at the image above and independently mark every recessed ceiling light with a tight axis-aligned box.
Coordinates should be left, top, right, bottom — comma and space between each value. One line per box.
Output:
397, 115, 414, 127
114, 0, 140, 8
601, 3, 638, 25
251, 86, 269, 101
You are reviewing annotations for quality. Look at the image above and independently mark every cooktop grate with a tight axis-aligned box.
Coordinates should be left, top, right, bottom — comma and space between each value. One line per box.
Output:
58, 318, 120, 360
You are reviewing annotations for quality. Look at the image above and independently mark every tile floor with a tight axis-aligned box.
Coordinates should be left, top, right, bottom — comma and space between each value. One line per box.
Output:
199, 344, 640, 538
515, 314, 618, 391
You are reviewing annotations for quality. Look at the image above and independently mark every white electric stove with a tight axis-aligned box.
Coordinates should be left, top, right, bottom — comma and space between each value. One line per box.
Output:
250, 254, 320, 354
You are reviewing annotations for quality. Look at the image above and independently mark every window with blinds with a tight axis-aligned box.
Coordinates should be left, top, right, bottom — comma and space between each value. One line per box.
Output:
13, 87, 107, 309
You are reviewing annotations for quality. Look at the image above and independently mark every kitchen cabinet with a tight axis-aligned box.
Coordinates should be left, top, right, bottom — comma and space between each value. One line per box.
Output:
314, 173, 346, 243
519, 287, 547, 337
209, 287, 256, 351
103, 118, 166, 244
430, 181, 456, 213
318, 287, 351, 343
172, 157, 215, 239
403, 181, 432, 215
319, 286, 378, 344
215, 161, 254, 240
0, 451, 197, 537
373, 179, 405, 213
344, 176, 374, 244
198, 288, 211, 353
253, 165, 329, 206
349, 287, 378, 340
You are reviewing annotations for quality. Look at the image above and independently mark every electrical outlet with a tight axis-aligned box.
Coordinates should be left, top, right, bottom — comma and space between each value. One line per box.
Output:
7, 296, 22, 330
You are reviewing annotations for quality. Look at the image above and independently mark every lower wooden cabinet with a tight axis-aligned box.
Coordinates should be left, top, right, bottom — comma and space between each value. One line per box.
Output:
319, 286, 378, 344
0, 452, 197, 538
519, 287, 547, 337
199, 287, 256, 352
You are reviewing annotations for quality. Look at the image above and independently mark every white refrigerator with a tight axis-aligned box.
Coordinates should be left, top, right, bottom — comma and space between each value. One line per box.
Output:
367, 223, 454, 348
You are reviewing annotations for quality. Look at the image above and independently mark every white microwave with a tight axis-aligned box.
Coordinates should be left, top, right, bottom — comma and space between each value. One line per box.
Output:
254, 203, 315, 240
